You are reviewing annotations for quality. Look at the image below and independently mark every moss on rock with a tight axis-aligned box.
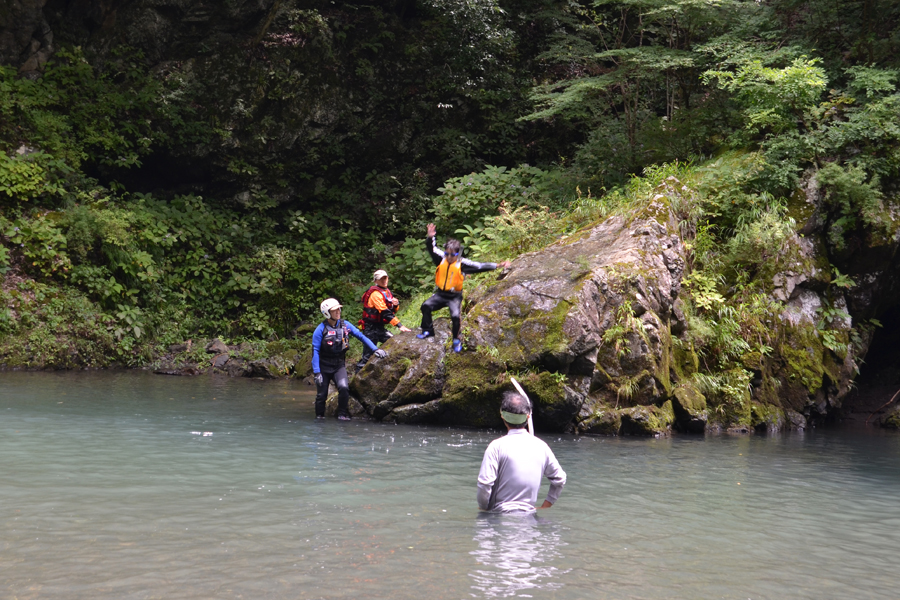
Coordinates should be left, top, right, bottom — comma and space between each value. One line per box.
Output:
351, 326, 448, 417
440, 351, 507, 428
578, 407, 622, 435
619, 401, 674, 436
672, 382, 707, 433
466, 295, 572, 371
515, 371, 582, 432
750, 403, 786, 432
880, 406, 900, 430
778, 323, 826, 394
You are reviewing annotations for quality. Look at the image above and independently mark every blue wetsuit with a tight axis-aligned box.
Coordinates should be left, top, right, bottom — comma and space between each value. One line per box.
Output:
311, 319, 377, 418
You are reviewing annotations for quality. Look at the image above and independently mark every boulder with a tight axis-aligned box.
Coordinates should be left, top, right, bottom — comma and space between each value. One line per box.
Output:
293, 347, 313, 379
224, 357, 251, 378
672, 382, 707, 433
384, 400, 443, 424
336, 173, 892, 433
577, 408, 622, 436
879, 405, 900, 430
619, 401, 674, 437
168, 340, 193, 354
347, 179, 689, 432
324, 391, 368, 419
350, 319, 451, 419
206, 339, 229, 354
248, 356, 290, 378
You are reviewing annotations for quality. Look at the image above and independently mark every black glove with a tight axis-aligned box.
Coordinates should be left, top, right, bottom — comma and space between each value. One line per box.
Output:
314, 373, 323, 387
374, 349, 387, 359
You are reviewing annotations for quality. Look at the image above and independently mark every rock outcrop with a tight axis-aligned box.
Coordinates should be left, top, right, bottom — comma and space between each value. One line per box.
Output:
345, 178, 689, 434
0, 0, 53, 76
343, 174, 896, 434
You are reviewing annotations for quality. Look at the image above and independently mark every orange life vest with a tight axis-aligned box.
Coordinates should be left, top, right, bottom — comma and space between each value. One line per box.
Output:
435, 259, 465, 292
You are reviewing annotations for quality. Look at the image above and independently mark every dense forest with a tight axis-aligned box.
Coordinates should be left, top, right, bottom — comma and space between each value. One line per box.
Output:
1, 0, 899, 427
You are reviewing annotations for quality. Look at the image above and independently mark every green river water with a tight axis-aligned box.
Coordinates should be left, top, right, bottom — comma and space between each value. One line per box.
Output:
1, 371, 898, 599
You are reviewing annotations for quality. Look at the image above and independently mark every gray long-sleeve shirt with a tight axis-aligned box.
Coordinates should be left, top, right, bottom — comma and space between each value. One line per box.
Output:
476, 429, 566, 513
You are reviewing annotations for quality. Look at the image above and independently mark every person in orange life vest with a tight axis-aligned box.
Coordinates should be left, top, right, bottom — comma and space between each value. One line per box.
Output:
416, 223, 510, 352
356, 269, 411, 370
312, 298, 385, 421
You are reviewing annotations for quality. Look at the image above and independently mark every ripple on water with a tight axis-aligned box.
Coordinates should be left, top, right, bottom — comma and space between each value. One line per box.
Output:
1, 371, 899, 599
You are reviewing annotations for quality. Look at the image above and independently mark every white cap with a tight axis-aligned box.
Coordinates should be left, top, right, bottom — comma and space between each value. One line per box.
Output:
320, 298, 342, 319
373, 269, 389, 281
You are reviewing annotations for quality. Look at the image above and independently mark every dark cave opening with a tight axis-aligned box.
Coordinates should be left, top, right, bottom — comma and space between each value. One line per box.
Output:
838, 304, 900, 425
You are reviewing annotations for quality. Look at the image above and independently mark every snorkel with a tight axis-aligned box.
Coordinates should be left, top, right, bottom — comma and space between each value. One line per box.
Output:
508, 376, 535, 435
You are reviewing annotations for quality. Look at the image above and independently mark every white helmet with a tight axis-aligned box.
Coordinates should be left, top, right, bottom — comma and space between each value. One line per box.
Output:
373, 269, 388, 282
320, 298, 342, 319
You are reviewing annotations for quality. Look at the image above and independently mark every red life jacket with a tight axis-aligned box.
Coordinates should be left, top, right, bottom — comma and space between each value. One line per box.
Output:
360, 285, 396, 327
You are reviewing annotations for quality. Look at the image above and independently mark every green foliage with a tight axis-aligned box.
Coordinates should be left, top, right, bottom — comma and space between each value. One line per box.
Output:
0, 279, 121, 367
683, 271, 724, 311
113, 303, 145, 340
385, 236, 433, 296
434, 165, 562, 232
456, 204, 561, 261
722, 198, 795, 271
816, 162, 891, 250
703, 55, 827, 136
0, 48, 207, 178
5, 216, 71, 277
602, 301, 647, 360
0, 151, 71, 201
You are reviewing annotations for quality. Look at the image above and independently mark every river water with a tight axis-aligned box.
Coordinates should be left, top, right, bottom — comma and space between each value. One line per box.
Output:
1, 372, 898, 599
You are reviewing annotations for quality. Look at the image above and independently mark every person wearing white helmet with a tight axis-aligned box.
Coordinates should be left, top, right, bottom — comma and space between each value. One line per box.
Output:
356, 269, 411, 371
312, 298, 385, 420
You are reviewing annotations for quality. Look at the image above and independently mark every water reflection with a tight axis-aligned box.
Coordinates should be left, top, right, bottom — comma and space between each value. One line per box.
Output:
469, 512, 568, 598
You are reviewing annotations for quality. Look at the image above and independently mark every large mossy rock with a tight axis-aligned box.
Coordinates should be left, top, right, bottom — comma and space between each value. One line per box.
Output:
350, 319, 452, 419
463, 182, 687, 434
345, 174, 889, 434
348, 179, 689, 434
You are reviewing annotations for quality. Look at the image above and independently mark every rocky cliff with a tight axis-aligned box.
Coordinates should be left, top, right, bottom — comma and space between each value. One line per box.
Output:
342, 175, 897, 434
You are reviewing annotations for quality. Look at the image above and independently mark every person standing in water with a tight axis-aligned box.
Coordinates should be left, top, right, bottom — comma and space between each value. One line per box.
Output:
477, 391, 566, 513
356, 269, 411, 371
312, 298, 385, 421
417, 223, 510, 352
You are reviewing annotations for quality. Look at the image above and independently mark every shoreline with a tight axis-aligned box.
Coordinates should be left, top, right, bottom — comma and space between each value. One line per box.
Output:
3, 367, 897, 435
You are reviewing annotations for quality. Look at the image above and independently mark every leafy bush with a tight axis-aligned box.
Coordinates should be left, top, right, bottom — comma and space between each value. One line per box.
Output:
816, 162, 891, 250
703, 55, 827, 137
0, 152, 71, 202
433, 165, 561, 232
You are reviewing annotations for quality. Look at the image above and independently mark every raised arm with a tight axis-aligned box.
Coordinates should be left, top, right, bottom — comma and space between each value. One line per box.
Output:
424, 223, 444, 266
